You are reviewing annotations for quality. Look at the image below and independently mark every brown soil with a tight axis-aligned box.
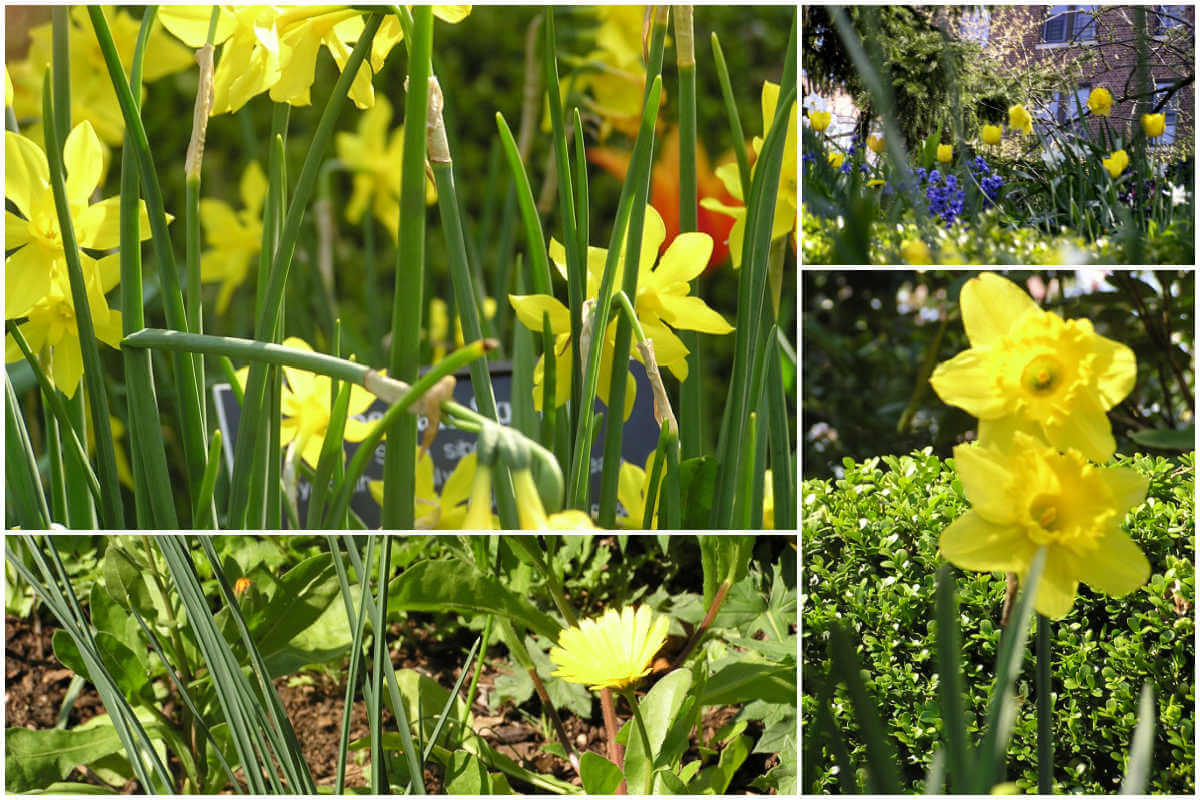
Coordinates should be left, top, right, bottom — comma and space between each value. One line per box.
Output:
6, 614, 772, 794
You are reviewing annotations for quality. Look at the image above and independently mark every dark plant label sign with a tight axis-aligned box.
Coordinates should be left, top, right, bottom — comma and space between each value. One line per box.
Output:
212, 360, 659, 528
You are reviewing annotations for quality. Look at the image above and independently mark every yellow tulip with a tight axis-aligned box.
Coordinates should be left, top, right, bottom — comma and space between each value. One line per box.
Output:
827, 151, 845, 169
810, 110, 831, 132
1101, 149, 1129, 178
867, 134, 885, 153
1141, 113, 1166, 138
1008, 104, 1033, 135
1087, 87, 1113, 117
981, 124, 1002, 146
937, 144, 953, 163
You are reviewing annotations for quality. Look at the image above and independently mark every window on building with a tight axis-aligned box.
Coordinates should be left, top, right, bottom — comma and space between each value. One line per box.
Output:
1152, 81, 1180, 146
1042, 5, 1098, 43
1151, 5, 1182, 34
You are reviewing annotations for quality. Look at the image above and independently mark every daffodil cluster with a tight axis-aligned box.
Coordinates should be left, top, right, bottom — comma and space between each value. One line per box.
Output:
930, 272, 1148, 618
5, 121, 155, 396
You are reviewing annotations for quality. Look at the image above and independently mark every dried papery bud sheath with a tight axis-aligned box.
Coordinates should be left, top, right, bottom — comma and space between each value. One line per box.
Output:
426, 75, 450, 165
417, 374, 456, 455
363, 369, 413, 404
185, 43, 215, 179
637, 338, 678, 435
673, 6, 694, 69
579, 298, 598, 382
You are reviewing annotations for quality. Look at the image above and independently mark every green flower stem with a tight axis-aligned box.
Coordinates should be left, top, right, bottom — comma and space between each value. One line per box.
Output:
430, 80, 520, 529
1037, 613, 1053, 793
40, 70, 124, 528
123, 329, 375, 385
542, 9, 584, 450
7, 326, 102, 507
6, 376, 52, 529
765, 329, 795, 530
599, 688, 626, 785
51, 10, 96, 529
641, 428, 672, 529
458, 612, 494, 743
88, 6, 210, 508
383, 6, 432, 530
565, 76, 664, 509
618, 687, 656, 786
224, 13, 382, 528
119, 7, 179, 529
323, 339, 495, 527
675, 7, 704, 460
598, 11, 669, 527
192, 430, 223, 530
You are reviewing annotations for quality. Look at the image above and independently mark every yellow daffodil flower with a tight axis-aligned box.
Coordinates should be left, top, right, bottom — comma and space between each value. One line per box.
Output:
369, 448, 479, 529
461, 458, 498, 530
901, 239, 930, 264
335, 94, 436, 240
1008, 104, 1033, 135
427, 296, 496, 363
513, 467, 597, 530
510, 205, 732, 419
1087, 87, 1113, 117
867, 134, 885, 153
550, 606, 670, 690
235, 337, 376, 467
279, 338, 376, 467
6, 121, 155, 396
1102, 149, 1129, 178
929, 272, 1136, 462
940, 433, 1149, 619
616, 450, 664, 528
937, 144, 953, 163
199, 161, 267, 313
981, 124, 1002, 145
703, 81, 797, 268
1141, 112, 1165, 138
10, 7, 193, 146
826, 151, 845, 169
568, 6, 658, 139
5, 264, 123, 398
809, 110, 831, 132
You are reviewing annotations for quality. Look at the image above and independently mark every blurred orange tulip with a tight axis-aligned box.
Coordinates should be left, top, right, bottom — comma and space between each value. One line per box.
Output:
587, 125, 738, 272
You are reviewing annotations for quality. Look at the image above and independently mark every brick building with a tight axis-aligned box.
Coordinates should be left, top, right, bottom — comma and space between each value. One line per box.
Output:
981, 5, 1194, 149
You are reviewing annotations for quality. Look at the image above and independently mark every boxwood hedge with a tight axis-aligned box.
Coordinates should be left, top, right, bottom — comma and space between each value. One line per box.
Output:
802, 449, 1194, 794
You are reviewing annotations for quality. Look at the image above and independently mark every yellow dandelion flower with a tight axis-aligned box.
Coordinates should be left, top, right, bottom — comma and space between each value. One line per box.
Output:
549, 606, 670, 690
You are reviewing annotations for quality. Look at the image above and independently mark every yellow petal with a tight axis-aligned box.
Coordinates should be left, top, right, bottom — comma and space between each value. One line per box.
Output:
433, 6, 472, 24
63, 121, 104, 209
950, 443, 1018, 525
939, 512, 1032, 573
241, 161, 269, 217
1073, 527, 1150, 598
53, 338, 86, 398
929, 350, 1009, 419
509, 293, 570, 334
656, 295, 733, 335
441, 451, 478, 511
1092, 336, 1137, 409
1031, 551, 1080, 619
5, 130, 50, 220
5, 244, 54, 318
1098, 466, 1149, 515
651, 232, 713, 287
1042, 389, 1115, 463
960, 272, 1038, 347
158, 6, 238, 48
5, 211, 31, 251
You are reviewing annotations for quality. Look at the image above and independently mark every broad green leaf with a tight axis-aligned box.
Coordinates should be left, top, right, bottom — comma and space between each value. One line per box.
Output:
27, 781, 116, 794
6, 726, 125, 792
620, 668, 693, 794
101, 545, 155, 618
387, 559, 562, 641
247, 553, 343, 657
1129, 427, 1195, 451
51, 630, 149, 702
699, 661, 795, 707
444, 751, 491, 794
88, 582, 145, 669
687, 734, 751, 794
579, 752, 623, 794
